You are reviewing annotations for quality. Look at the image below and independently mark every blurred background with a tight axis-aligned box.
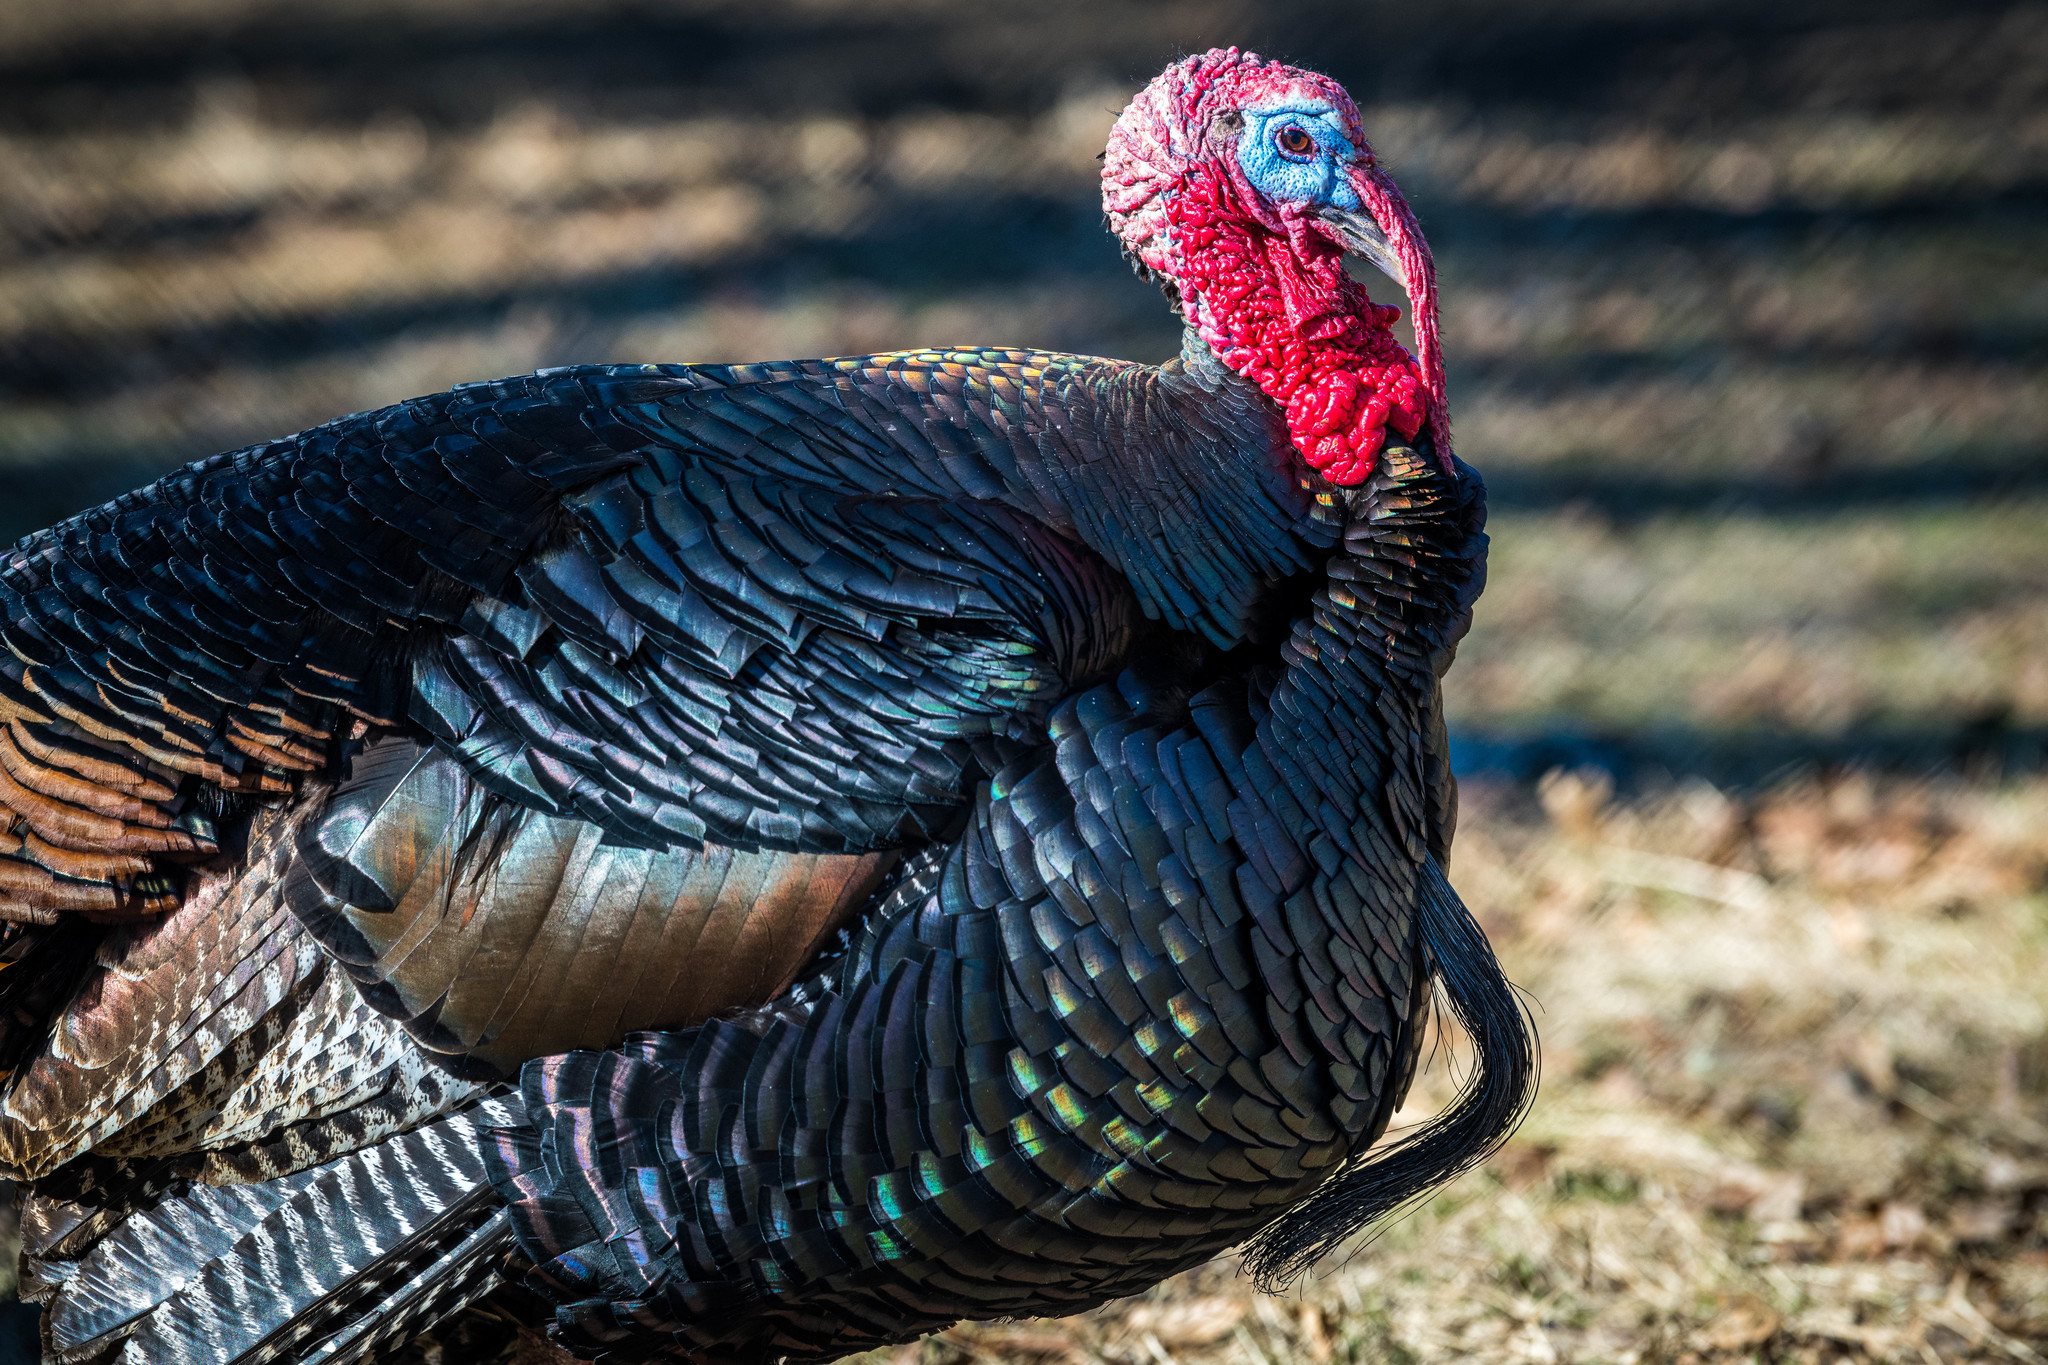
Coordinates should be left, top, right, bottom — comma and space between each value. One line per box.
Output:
1, 0, 2045, 1360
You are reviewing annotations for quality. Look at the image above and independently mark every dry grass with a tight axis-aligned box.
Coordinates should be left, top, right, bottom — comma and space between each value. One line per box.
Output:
1450, 501, 2048, 741
875, 772, 2048, 1365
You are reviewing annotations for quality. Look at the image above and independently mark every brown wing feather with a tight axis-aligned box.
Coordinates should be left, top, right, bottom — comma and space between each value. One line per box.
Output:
0, 801, 435, 1184
0, 699, 219, 922
286, 736, 892, 1077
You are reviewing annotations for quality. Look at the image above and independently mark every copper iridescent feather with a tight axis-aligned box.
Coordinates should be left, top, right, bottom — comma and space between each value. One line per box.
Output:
0, 46, 1531, 1365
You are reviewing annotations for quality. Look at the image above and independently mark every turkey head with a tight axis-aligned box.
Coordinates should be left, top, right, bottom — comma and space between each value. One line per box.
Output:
1102, 47, 1449, 482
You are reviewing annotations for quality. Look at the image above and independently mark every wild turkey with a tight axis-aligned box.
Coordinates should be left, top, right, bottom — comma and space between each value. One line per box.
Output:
0, 47, 1531, 1365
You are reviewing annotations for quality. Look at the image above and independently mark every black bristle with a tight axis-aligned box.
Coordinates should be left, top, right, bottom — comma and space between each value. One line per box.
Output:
1240, 857, 1538, 1289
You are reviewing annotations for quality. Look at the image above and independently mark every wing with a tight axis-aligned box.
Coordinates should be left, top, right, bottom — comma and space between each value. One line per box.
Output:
0, 353, 1136, 909
0, 352, 1144, 1087
282, 735, 897, 1077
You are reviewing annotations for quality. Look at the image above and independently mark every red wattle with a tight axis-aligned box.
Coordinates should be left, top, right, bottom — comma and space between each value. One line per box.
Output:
1168, 170, 1429, 487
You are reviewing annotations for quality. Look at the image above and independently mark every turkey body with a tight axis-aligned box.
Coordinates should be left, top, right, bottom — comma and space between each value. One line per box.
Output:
0, 331, 1498, 1365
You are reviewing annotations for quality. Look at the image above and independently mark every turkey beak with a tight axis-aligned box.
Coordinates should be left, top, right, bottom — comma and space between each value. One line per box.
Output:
1329, 158, 1453, 463
1315, 205, 1408, 303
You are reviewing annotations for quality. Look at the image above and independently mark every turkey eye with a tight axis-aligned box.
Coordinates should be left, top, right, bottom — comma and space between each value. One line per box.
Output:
1274, 125, 1316, 160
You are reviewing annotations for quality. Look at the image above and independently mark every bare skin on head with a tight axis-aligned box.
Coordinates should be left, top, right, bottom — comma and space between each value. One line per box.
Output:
1102, 47, 1451, 482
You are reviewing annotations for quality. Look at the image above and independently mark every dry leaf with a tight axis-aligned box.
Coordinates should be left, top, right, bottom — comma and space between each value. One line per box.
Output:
1948, 1201, 2015, 1244
1880, 1200, 1928, 1248
1118, 1299, 1247, 1347
1695, 1294, 1781, 1351
1298, 1304, 1332, 1365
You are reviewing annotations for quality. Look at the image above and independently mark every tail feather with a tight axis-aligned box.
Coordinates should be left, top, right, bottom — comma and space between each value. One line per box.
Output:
292, 1208, 513, 1365
1239, 856, 1537, 1288
0, 920, 102, 1080
44, 1176, 321, 1361
39, 1098, 521, 1365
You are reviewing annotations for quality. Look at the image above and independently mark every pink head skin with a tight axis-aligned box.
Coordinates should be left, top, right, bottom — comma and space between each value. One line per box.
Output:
1102, 48, 1449, 483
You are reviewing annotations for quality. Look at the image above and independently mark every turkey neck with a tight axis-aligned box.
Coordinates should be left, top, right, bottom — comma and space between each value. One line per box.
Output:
1019, 330, 1349, 651
1252, 439, 1485, 873
1013, 330, 1485, 857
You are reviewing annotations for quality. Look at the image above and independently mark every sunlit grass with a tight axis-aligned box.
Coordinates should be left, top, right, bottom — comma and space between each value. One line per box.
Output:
1451, 501, 2048, 741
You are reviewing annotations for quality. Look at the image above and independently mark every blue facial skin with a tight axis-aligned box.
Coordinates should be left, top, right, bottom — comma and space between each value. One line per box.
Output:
1235, 104, 1362, 211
